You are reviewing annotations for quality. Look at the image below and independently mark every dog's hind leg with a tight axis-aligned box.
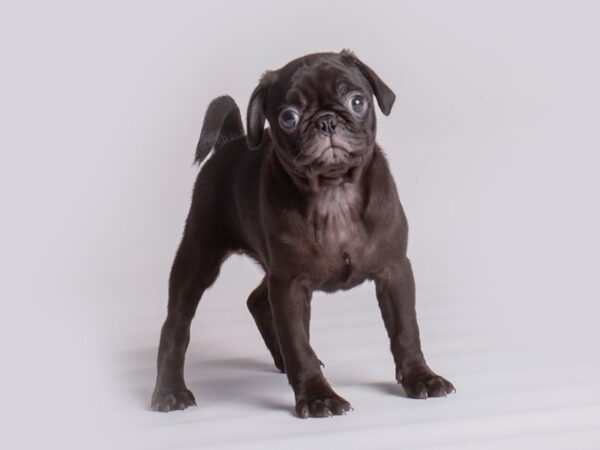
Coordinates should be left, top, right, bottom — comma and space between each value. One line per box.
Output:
247, 276, 326, 374
151, 236, 230, 412
247, 277, 285, 372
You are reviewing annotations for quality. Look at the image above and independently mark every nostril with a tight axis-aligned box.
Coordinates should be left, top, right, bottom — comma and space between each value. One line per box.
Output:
317, 114, 337, 135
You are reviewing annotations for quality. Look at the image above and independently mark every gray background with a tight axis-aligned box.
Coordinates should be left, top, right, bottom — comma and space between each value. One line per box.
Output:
2, 1, 599, 448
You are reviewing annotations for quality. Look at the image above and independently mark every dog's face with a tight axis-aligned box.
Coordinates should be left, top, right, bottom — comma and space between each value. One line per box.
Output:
247, 51, 395, 178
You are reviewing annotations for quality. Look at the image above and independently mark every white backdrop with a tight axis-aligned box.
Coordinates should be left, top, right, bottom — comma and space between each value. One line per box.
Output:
2, 1, 599, 449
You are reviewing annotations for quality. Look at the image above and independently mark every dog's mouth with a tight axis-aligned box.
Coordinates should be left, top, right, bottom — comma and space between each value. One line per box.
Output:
312, 135, 360, 166
311, 147, 363, 187
315, 146, 351, 165
281, 134, 369, 188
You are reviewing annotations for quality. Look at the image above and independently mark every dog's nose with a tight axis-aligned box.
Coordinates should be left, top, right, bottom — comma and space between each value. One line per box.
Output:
317, 114, 337, 136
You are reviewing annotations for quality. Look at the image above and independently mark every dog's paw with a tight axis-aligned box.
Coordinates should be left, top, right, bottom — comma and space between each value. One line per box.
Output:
151, 388, 196, 412
295, 394, 352, 418
400, 368, 455, 399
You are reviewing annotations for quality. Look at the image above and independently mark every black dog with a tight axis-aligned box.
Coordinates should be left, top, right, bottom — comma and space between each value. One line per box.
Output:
151, 50, 454, 418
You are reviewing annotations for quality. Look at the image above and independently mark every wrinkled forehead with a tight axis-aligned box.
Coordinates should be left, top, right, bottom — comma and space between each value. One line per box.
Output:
271, 58, 370, 108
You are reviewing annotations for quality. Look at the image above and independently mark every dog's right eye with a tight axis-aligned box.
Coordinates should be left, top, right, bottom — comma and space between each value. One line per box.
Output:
279, 109, 300, 130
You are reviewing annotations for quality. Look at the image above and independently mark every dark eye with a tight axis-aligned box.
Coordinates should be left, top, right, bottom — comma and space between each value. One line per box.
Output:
348, 94, 367, 115
279, 108, 300, 130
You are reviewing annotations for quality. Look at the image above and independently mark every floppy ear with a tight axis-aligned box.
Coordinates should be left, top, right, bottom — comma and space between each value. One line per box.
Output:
341, 50, 396, 116
246, 71, 276, 149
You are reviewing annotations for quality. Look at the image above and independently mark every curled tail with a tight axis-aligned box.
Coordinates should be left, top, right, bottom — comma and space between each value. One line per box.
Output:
195, 95, 244, 165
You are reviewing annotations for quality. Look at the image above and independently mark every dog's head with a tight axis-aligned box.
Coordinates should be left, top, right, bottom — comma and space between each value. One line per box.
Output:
246, 51, 395, 179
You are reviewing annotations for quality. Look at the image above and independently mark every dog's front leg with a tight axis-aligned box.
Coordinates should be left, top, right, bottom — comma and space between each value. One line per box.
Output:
269, 275, 352, 418
375, 258, 455, 399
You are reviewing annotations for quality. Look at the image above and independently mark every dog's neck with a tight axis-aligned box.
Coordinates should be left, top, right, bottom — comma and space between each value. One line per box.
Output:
267, 143, 372, 249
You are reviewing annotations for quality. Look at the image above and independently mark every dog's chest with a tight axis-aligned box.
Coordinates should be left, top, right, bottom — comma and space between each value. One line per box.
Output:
309, 184, 365, 255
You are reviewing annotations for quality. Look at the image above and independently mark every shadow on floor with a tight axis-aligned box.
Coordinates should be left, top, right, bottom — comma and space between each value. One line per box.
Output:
363, 381, 408, 398
116, 346, 292, 414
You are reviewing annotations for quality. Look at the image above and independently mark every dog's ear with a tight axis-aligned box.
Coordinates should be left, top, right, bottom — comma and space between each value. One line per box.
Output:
247, 71, 276, 149
341, 50, 396, 116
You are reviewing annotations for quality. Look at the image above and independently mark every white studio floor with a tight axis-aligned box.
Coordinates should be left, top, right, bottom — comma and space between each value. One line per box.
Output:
105, 258, 600, 450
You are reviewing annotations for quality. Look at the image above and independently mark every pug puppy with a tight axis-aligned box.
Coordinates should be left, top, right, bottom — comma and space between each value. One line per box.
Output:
151, 50, 455, 418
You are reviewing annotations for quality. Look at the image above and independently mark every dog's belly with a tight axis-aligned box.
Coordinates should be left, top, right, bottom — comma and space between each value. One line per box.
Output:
317, 260, 368, 292
311, 229, 375, 292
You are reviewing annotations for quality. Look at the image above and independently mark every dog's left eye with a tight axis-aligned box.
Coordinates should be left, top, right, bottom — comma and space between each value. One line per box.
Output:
348, 95, 367, 115
279, 109, 300, 130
